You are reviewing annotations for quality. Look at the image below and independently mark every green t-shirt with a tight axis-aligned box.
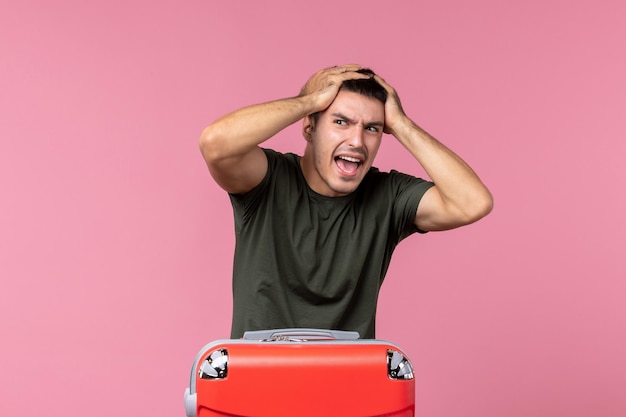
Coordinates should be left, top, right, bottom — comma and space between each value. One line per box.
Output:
228, 148, 434, 338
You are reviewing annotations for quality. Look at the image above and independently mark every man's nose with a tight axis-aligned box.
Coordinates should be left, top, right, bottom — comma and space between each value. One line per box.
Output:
347, 125, 365, 147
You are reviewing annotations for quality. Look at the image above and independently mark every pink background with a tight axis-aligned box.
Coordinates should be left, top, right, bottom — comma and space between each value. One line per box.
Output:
2, 1, 625, 416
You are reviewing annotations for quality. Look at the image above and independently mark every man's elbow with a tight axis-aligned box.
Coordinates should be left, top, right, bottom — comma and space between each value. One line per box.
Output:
198, 125, 224, 164
466, 191, 494, 224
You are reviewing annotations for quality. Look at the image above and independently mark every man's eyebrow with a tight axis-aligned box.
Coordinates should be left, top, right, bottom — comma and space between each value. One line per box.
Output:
331, 112, 354, 123
330, 112, 384, 127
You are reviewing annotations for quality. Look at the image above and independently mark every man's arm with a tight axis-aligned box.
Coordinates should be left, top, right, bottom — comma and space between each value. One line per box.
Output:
199, 98, 307, 194
199, 65, 371, 194
374, 75, 494, 231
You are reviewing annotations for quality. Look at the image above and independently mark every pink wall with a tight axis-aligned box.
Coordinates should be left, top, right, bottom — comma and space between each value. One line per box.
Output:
2, 1, 625, 416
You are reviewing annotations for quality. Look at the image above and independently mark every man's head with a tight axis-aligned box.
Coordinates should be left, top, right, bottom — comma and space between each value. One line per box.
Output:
340, 68, 388, 104
300, 70, 387, 197
309, 68, 387, 126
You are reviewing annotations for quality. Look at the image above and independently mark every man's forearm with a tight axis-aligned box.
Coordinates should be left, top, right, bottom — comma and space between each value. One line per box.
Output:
393, 117, 493, 226
201, 65, 372, 163
199, 96, 313, 163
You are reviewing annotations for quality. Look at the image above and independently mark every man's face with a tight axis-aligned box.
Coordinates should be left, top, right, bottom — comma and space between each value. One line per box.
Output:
302, 90, 385, 197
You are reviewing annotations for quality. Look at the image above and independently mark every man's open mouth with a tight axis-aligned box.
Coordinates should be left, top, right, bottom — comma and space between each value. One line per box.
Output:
335, 155, 362, 176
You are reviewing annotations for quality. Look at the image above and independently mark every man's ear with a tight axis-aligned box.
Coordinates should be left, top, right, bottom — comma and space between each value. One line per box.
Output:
302, 115, 315, 142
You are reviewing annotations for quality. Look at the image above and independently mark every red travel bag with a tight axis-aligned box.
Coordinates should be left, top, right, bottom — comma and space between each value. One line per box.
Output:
184, 328, 415, 417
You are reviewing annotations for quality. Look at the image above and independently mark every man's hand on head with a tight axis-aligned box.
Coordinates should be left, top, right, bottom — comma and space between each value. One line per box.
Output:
372, 74, 410, 138
299, 64, 372, 115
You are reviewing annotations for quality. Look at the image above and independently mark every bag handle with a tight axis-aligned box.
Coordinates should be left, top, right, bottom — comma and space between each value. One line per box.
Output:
242, 328, 360, 341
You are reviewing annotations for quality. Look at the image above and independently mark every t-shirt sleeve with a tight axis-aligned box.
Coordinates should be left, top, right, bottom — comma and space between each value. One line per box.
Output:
388, 170, 435, 240
228, 148, 278, 226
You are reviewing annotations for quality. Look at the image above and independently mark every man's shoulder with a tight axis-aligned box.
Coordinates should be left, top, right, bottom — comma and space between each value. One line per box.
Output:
362, 166, 414, 186
256, 148, 306, 193
365, 167, 430, 184
261, 147, 301, 169
360, 167, 434, 201
261, 147, 299, 160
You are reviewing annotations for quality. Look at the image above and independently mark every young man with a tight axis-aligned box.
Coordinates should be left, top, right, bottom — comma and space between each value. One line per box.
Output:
200, 64, 493, 338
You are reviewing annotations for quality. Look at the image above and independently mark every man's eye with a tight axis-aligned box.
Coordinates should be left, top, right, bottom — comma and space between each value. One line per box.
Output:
334, 120, 347, 125
366, 126, 379, 132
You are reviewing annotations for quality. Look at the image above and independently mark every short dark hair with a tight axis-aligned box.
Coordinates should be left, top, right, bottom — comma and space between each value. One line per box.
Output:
309, 68, 387, 125
339, 68, 388, 104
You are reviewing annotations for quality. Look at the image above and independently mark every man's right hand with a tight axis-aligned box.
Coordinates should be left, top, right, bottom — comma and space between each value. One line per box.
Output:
199, 64, 372, 195
299, 64, 372, 114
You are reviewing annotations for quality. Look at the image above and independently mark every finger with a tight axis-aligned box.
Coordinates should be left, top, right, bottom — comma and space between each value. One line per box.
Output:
323, 64, 361, 74
372, 73, 387, 85
336, 64, 363, 73
372, 74, 394, 92
339, 69, 372, 80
